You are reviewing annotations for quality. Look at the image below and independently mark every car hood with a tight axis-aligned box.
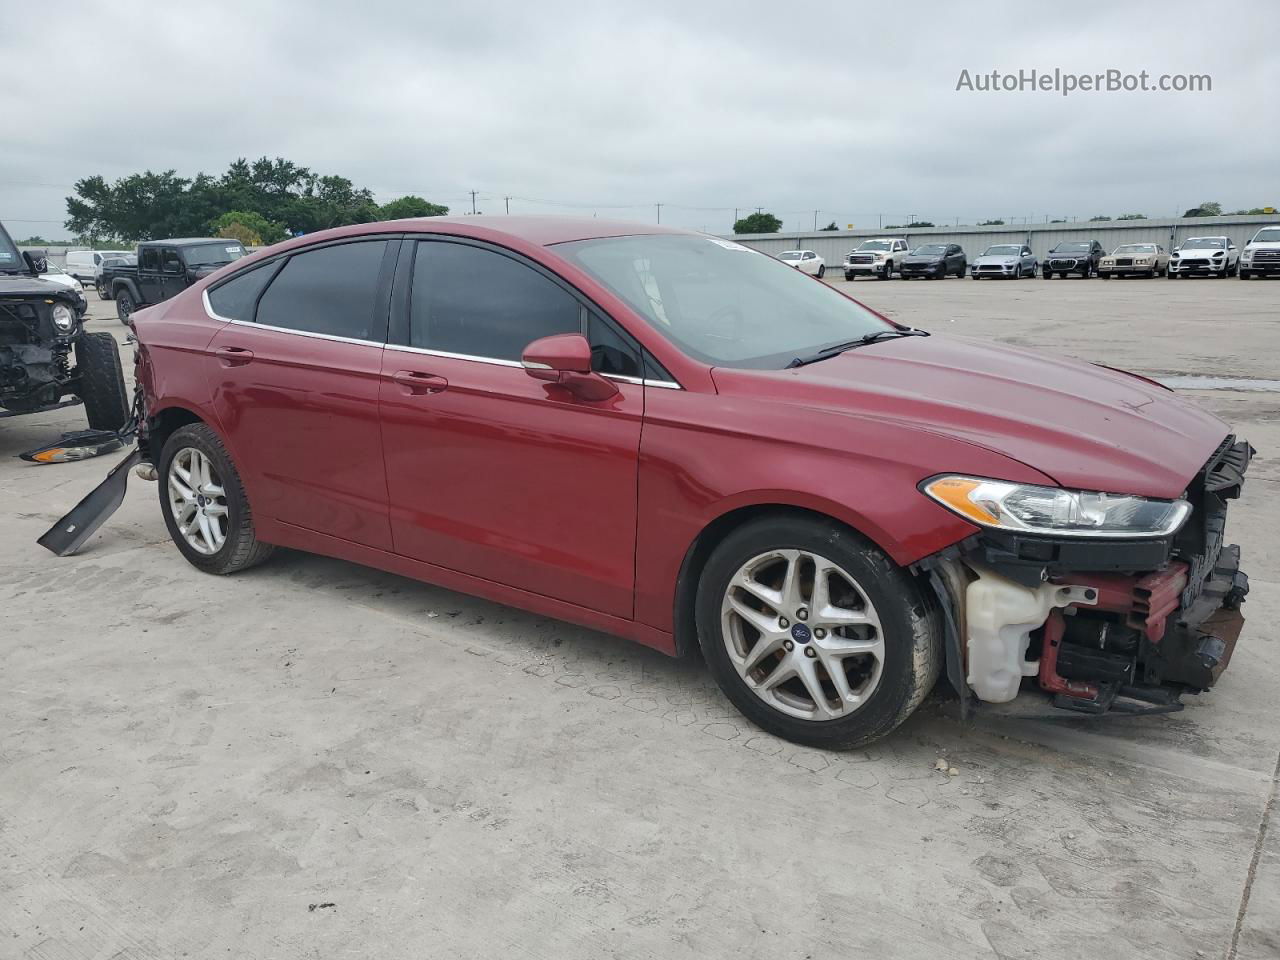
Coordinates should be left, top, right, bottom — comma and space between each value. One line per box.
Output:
903, 255, 944, 264
1245, 241, 1280, 251
972, 254, 1021, 265
0, 274, 80, 300
1047, 251, 1089, 259
710, 335, 1228, 499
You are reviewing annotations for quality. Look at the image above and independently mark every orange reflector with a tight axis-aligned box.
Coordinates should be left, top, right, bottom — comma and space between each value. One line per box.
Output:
925, 477, 1000, 525
32, 448, 70, 463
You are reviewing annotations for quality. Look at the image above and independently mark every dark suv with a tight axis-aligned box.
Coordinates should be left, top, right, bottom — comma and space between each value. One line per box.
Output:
1042, 240, 1104, 279
104, 238, 248, 322
0, 220, 129, 431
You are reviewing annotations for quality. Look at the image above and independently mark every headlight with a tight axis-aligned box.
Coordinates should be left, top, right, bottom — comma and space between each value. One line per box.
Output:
873, 253, 886, 260
1134, 258, 1150, 265
51, 303, 75, 333
1003, 260, 1016, 266
921, 475, 1191, 538
1212, 252, 1225, 258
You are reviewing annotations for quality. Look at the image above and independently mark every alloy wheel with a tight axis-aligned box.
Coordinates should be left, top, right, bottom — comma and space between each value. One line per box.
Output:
167, 447, 229, 555
720, 548, 884, 721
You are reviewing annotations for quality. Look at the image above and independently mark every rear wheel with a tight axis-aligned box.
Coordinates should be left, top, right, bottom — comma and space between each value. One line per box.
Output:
159, 423, 274, 575
75, 331, 129, 431
115, 289, 134, 324
696, 515, 942, 749
817, 264, 825, 279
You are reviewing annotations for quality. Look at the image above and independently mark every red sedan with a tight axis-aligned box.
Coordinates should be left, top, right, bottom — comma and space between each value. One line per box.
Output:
104, 216, 1249, 747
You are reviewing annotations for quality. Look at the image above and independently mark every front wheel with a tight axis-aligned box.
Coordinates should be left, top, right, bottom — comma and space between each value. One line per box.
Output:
844, 271, 854, 281
879, 261, 893, 280
159, 423, 275, 575
696, 515, 942, 749
817, 264, 825, 279
75, 331, 129, 431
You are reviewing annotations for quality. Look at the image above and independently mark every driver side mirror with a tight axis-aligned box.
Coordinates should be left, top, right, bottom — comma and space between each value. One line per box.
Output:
23, 251, 48, 275
522, 333, 618, 402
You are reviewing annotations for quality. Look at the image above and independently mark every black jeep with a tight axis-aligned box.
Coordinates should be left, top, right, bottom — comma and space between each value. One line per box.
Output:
0, 220, 129, 431
104, 238, 248, 323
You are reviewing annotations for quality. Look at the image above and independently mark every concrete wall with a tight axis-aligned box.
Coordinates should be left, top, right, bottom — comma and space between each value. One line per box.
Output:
728, 215, 1280, 264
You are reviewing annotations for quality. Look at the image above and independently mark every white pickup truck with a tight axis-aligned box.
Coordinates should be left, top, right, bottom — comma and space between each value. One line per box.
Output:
1239, 225, 1280, 279
842, 237, 910, 280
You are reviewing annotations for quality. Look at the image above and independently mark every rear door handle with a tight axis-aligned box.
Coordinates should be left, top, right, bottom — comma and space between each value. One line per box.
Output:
391, 370, 448, 395
214, 346, 254, 366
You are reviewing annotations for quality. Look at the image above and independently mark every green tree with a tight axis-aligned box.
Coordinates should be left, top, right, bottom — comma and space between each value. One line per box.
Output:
1089, 215, 1112, 221
210, 210, 287, 244
379, 195, 449, 220
216, 221, 262, 246
819, 221, 839, 231
978, 219, 1005, 226
1183, 201, 1222, 217
906, 220, 935, 228
732, 212, 782, 234
19, 235, 48, 245
1117, 213, 1147, 220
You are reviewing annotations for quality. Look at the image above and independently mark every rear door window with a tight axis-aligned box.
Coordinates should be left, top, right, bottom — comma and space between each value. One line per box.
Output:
162, 248, 182, 273
139, 248, 160, 272
207, 263, 277, 323
256, 241, 387, 340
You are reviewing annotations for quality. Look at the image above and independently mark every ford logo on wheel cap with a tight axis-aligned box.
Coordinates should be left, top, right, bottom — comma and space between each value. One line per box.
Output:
790, 623, 812, 643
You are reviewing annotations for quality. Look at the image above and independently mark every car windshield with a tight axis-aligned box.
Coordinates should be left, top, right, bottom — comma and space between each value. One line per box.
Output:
1053, 242, 1092, 252
558, 234, 890, 369
778, 251, 802, 260
183, 242, 247, 266
912, 244, 948, 255
984, 245, 1022, 256
0, 224, 22, 274
1252, 228, 1280, 243
857, 240, 893, 252
1113, 244, 1157, 254
1182, 238, 1225, 250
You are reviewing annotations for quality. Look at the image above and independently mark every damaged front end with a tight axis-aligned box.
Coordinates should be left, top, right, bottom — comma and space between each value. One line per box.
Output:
918, 436, 1252, 717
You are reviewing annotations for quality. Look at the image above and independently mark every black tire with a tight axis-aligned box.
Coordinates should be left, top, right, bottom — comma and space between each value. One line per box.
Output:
115, 289, 134, 324
75, 331, 129, 431
95, 281, 109, 299
695, 514, 942, 749
817, 264, 825, 279
844, 272, 854, 281
1240, 270, 1252, 280
158, 423, 275, 575
1228, 260, 1239, 277
1042, 269, 1051, 279
880, 261, 893, 280
1101, 273, 1112, 280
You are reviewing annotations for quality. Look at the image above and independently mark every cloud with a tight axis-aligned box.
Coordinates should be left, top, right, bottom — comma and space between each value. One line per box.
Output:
3, 1, 1277, 236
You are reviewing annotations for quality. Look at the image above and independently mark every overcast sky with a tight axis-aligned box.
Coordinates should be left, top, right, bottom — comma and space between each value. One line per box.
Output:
4, 1, 1278, 237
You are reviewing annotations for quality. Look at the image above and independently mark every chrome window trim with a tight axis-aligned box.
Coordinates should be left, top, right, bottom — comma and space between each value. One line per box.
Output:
386, 343, 683, 388
205, 293, 684, 388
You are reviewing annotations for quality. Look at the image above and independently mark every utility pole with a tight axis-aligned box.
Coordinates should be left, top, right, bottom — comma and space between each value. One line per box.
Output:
656, 203, 662, 224
813, 210, 819, 231
878, 214, 883, 229
733, 208, 739, 226
470, 190, 478, 215
504, 196, 510, 215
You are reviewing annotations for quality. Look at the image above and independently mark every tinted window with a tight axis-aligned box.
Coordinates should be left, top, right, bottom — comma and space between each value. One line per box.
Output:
139, 248, 159, 271
588, 313, 641, 377
162, 249, 182, 273
207, 263, 276, 323
410, 242, 581, 360
256, 241, 386, 339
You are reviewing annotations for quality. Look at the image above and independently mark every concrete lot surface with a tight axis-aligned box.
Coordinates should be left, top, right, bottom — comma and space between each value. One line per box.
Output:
2, 278, 1278, 959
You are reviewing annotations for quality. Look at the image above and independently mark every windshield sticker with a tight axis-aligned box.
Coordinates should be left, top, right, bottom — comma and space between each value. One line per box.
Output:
226, 246, 242, 253
705, 237, 751, 252
0, 252, 15, 263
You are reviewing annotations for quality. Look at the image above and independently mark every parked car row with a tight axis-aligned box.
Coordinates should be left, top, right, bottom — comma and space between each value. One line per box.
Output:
779, 226, 1280, 283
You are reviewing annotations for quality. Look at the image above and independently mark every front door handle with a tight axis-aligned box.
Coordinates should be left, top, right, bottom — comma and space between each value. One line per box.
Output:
391, 370, 449, 395
214, 346, 254, 366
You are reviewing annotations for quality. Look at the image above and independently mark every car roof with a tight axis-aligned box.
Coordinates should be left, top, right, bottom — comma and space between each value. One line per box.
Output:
388, 215, 685, 247
140, 237, 236, 247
